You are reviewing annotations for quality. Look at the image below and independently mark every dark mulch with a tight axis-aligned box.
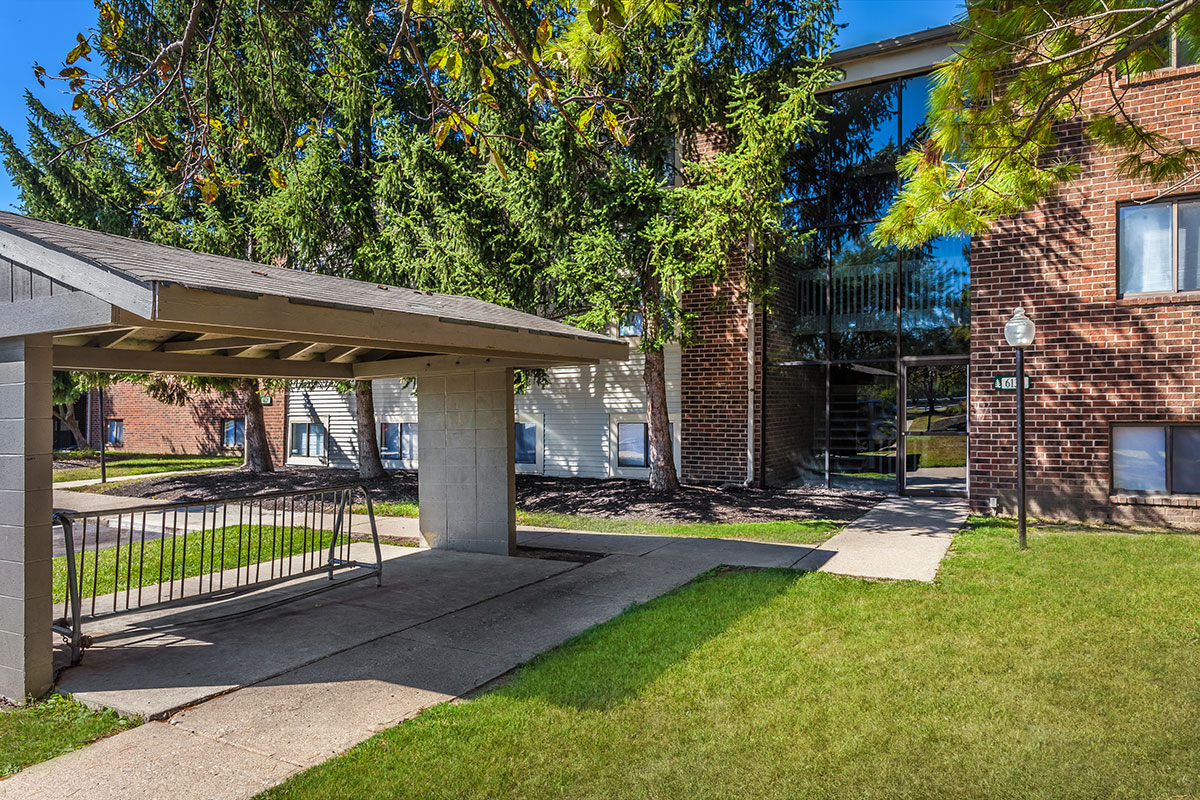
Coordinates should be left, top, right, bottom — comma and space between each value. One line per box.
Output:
87, 467, 882, 524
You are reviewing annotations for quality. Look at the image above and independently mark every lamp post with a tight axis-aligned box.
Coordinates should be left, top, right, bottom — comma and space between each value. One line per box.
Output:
1004, 307, 1036, 549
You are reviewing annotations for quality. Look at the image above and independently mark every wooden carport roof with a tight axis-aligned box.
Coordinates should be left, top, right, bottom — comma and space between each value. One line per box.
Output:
0, 212, 627, 378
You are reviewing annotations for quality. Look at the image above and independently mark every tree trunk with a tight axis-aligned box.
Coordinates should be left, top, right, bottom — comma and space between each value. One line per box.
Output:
241, 379, 275, 473
643, 347, 680, 492
54, 404, 87, 449
355, 381, 388, 480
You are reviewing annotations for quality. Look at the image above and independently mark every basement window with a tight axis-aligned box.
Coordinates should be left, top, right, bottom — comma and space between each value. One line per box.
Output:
1112, 424, 1200, 494
1119, 199, 1200, 294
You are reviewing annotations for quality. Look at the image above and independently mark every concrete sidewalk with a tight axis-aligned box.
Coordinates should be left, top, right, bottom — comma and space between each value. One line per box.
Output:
2, 499, 965, 800
794, 496, 967, 582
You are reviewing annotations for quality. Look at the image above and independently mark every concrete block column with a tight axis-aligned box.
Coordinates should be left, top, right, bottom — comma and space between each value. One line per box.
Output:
417, 368, 516, 556
0, 335, 55, 702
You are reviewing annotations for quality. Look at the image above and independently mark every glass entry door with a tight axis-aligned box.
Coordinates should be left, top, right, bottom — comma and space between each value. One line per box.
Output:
899, 359, 969, 496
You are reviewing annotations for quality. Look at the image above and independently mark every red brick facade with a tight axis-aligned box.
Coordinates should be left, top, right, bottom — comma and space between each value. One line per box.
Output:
88, 383, 287, 466
679, 259, 762, 484
970, 65, 1200, 527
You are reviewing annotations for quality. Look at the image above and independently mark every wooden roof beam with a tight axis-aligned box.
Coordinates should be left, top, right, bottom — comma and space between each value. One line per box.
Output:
161, 335, 293, 353
53, 345, 353, 380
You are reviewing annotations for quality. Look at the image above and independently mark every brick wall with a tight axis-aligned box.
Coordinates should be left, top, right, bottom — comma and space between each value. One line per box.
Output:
970, 64, 1200, 528
680, 254, 758, 484
88, 383, 287, 465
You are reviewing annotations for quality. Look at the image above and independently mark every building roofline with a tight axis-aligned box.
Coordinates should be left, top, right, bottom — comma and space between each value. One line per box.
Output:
828, 24, 960, 66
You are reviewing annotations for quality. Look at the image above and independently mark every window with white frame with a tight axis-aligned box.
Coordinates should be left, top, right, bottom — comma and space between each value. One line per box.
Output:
514, 413, 543, 473
223, 418, 245, 448
1112, 424, 1200, 494
380, 421, 418, 462
289, 421, 326, 459
1119, 199, 1200, 294
515, 421, 537, 464
105, 418, 123, 446
619, 313, 644, 337
617, 421, 649, 467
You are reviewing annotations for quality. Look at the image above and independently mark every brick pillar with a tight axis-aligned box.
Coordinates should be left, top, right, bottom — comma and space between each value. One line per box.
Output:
417, 369, 516, 556
0, 336, 55, 702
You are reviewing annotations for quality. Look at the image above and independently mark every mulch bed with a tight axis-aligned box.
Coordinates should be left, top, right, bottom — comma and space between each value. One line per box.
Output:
88, 467, 883, 524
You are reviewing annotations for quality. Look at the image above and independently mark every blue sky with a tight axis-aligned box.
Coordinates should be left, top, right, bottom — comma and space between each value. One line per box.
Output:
0, 0, 964, 212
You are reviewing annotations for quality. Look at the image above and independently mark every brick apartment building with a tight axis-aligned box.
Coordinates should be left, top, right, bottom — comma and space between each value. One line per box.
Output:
83, 383, 288, 467
89, 25, 1200, 527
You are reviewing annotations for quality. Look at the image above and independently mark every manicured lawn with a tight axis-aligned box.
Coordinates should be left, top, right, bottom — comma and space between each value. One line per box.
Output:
359, 500, 419, 518
54, 526, 337, 604
362, 501, 840, 545
53, 452, 241, 483
516, 511, 840, 545
261, 518, 1200, 800
0, 694, 135, 777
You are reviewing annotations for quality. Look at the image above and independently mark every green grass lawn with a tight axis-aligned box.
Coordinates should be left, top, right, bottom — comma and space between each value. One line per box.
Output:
516, 511, 840, 545
361, 502, 840, 545
261, 518, 1200, 800
0, 694, 135, 777
53, 452, 242, 483
54, 526, 337, 603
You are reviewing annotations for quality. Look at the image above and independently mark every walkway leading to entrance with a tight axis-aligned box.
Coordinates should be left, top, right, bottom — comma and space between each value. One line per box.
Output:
2, 499, 966, 800
795, 496, 967, 582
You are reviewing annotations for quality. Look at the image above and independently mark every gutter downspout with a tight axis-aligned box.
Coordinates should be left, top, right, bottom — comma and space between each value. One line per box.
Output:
745, 298, 755, 487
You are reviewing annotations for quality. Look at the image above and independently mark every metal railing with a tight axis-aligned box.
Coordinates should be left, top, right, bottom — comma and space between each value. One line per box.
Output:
53, 483, 383, 666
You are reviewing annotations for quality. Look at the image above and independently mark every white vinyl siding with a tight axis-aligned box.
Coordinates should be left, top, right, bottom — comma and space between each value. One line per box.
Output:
286, 344, 682, 480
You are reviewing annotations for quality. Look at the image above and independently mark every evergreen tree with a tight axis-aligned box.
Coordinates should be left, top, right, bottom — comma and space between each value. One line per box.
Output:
875, 0, 1200, 248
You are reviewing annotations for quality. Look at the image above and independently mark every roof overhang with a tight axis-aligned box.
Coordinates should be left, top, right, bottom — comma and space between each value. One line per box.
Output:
0, 214, 628, 380
825, 24, 960, 91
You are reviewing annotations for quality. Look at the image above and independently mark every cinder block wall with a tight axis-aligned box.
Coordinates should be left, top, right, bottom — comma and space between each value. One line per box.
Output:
86, 383, 287, 464
0, 336, 54, 701
417, 369, 516, 556
970, 65, 1200, 527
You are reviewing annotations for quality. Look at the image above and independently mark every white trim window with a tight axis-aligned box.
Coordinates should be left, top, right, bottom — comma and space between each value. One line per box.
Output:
609, 413, 679, 479
288, 419, 327, 464
1112, 423, 1200, 495
515, 413, 543, 473
1119, 198, 1200, 294
379, 420, 418, 469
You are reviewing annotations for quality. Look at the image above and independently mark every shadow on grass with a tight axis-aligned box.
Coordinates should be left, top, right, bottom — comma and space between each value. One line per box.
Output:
496, 567, 807, 712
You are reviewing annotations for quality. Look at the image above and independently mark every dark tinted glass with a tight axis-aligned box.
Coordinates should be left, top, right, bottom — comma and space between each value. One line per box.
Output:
827, 82, 899, 224
899, 73, 932, 148
830, 223, 897, 361
901, 235, 971, 356
1173, 427, 1200, 493
829, 363, 897, 491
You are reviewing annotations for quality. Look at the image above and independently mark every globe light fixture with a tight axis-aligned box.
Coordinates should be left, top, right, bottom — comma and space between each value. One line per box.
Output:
1005, 307, 1037, 549
1004, 307, 1037, 349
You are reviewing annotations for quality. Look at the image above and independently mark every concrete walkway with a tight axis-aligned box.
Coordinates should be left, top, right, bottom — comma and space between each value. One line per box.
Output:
794, 496, 968, 582
2, 498, 966, 800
